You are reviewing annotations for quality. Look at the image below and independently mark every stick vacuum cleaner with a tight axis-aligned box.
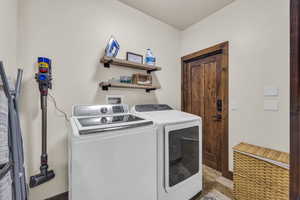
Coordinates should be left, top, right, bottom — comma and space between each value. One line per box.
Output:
30, 57, 55, 188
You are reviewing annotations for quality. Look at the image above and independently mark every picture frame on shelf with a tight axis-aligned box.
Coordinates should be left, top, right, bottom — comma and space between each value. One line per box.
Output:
126, 52, 143, 64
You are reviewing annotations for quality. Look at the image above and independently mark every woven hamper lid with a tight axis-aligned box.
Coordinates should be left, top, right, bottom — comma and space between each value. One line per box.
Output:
233, 142, 289, 165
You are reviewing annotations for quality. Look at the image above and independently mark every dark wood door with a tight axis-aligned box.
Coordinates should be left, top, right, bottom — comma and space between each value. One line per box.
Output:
185, 55, 223, 171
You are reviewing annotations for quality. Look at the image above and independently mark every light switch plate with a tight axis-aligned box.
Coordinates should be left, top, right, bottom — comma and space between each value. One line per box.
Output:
264, 100, 279, 111
230, 101, 238, 111
264, 86, 279, 96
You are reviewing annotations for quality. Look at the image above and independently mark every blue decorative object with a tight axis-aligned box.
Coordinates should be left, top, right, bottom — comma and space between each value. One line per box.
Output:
105, 36, 120, 57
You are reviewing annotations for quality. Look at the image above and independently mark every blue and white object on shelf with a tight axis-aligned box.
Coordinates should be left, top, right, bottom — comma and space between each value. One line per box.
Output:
120, 76, 132, 83
105, 36, 120, 57
145, 49, 156, 66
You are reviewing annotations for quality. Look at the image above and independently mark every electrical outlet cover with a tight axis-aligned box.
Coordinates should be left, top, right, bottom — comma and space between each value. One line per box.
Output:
264, 100, 279, 111
264, 86, 279, 96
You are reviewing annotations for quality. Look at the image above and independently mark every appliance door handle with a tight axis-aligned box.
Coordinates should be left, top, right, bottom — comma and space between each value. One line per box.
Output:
164, 130, 169, 193
181, 137, 198, 142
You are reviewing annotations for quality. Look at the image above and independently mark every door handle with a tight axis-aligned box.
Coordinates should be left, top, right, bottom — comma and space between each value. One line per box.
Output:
217, 99, 222, 112
212, 114, 222, 121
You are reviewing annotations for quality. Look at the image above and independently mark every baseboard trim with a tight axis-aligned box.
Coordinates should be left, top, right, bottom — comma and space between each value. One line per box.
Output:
45, 192, 68, 200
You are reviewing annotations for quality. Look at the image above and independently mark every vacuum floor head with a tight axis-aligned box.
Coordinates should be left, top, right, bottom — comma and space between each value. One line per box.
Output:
29, 169, 55, 188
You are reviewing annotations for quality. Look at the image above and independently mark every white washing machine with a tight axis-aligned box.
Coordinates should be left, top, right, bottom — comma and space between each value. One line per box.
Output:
132, 104, 203, 200
69, 104, 157, 200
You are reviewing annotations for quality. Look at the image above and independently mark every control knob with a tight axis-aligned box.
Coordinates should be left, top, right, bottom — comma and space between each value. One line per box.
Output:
100, 107, 108, 114
101, 117, 108, 124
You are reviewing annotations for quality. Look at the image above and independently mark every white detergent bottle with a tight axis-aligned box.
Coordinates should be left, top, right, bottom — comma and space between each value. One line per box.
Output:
145, 49, 156, 66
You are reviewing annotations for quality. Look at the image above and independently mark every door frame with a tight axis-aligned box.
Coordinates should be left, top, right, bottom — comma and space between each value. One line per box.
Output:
181, 42, 231, 179
290, 0, 300, 199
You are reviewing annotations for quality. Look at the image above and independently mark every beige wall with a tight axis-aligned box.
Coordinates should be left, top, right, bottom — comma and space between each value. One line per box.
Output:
18, 0, 180, 199
181, 0, 290, 170
0, 0, 18, 75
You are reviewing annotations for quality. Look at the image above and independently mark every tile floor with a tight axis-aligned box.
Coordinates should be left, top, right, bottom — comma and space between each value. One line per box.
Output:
200, 190, 231, 200
196, 165, 233, 200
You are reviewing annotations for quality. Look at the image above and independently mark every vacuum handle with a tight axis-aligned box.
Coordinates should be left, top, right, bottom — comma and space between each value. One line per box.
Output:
41, 95, 47, 156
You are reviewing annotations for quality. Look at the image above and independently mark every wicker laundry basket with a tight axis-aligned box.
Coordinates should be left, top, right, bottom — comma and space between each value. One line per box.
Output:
233, 143, 289, 200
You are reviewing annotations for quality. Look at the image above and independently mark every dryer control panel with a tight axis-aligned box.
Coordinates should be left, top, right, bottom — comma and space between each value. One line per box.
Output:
133, 104, 173, 112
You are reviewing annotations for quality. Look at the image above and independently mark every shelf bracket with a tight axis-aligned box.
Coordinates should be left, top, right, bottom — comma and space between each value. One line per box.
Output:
147, 69, 157, 74
102, 84, 110, 91
104, 59, 113, 68
146, 88, 156, 93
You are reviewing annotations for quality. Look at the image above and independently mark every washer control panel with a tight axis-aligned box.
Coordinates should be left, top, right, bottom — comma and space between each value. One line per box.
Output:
73, 104, 129, 117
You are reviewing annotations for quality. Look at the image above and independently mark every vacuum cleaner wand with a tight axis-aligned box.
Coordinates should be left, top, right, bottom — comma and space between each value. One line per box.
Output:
30, 57, 55, 188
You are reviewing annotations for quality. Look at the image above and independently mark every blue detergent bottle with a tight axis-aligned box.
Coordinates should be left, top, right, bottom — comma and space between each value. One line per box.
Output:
145, 49, 156, 66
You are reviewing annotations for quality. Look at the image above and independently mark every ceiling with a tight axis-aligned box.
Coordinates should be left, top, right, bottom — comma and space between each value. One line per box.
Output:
118, 0, 235, 30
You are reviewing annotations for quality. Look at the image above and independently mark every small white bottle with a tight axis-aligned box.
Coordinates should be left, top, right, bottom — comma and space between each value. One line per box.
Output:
145, 49, 156, 66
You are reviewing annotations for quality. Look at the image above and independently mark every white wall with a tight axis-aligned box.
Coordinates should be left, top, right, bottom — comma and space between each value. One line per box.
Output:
181, 0, 290, 170
0, 0, 18, 75
18, 0, 180, 199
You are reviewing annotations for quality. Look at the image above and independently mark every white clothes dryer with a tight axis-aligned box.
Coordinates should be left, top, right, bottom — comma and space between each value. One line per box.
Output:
132, 104, 203, 200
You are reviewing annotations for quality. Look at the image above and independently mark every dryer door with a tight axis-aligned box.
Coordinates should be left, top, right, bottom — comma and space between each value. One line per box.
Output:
164, 120, 201, 193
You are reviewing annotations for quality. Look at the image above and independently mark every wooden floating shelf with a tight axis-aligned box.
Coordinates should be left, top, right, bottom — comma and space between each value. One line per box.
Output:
100, 56, 162, 74
99, 82, 160, 93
